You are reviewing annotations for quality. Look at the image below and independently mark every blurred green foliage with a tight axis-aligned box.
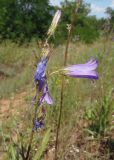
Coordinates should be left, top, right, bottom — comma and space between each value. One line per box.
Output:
0, 0, 53, 43
0, 0, 114, 44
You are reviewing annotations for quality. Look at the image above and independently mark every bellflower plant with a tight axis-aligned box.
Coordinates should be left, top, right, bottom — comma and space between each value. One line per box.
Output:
19, 8, 99, 160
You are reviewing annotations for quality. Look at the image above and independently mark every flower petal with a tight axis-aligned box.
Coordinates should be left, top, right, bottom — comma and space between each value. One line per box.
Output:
64, 59, 98, 71
42, 92, 53, 105
40, 84, 53, 105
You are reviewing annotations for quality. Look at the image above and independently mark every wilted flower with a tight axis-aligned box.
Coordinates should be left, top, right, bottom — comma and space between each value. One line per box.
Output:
63, 59, 98, 79
33, 119, 43, 131
40, 84, 53, 105
34, 55, 53, 105
47, 10, 61, 36
34, 56, 48, 91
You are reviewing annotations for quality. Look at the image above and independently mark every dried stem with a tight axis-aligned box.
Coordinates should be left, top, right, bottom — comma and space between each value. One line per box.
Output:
55, 1, 80, 159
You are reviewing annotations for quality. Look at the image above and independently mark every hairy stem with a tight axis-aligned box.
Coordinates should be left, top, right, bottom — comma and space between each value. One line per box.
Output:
55, 1, 80, 159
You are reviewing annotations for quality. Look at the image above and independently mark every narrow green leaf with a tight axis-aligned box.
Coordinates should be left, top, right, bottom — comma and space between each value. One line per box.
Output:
8, 144, 16, 160
33, 128, 51, 160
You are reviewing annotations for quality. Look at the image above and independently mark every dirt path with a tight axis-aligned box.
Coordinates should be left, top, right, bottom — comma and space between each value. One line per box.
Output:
0, 91, 27, 120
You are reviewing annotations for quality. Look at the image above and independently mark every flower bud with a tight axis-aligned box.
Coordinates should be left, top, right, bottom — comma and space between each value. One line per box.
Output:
47, 10, 61, 36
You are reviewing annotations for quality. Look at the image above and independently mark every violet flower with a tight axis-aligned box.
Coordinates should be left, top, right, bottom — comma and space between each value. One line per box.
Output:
63, 59, 98, 79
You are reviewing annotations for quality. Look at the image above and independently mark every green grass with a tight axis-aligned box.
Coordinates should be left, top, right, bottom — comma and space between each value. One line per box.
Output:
0, 39, 114, 159
0, 41, 38, 98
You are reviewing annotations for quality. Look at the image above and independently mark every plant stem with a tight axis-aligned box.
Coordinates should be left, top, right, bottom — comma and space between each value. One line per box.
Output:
25, 109, 37, 160
25, 92, 40, 160
54, 25, 72, 160
55, 1, 80, 159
